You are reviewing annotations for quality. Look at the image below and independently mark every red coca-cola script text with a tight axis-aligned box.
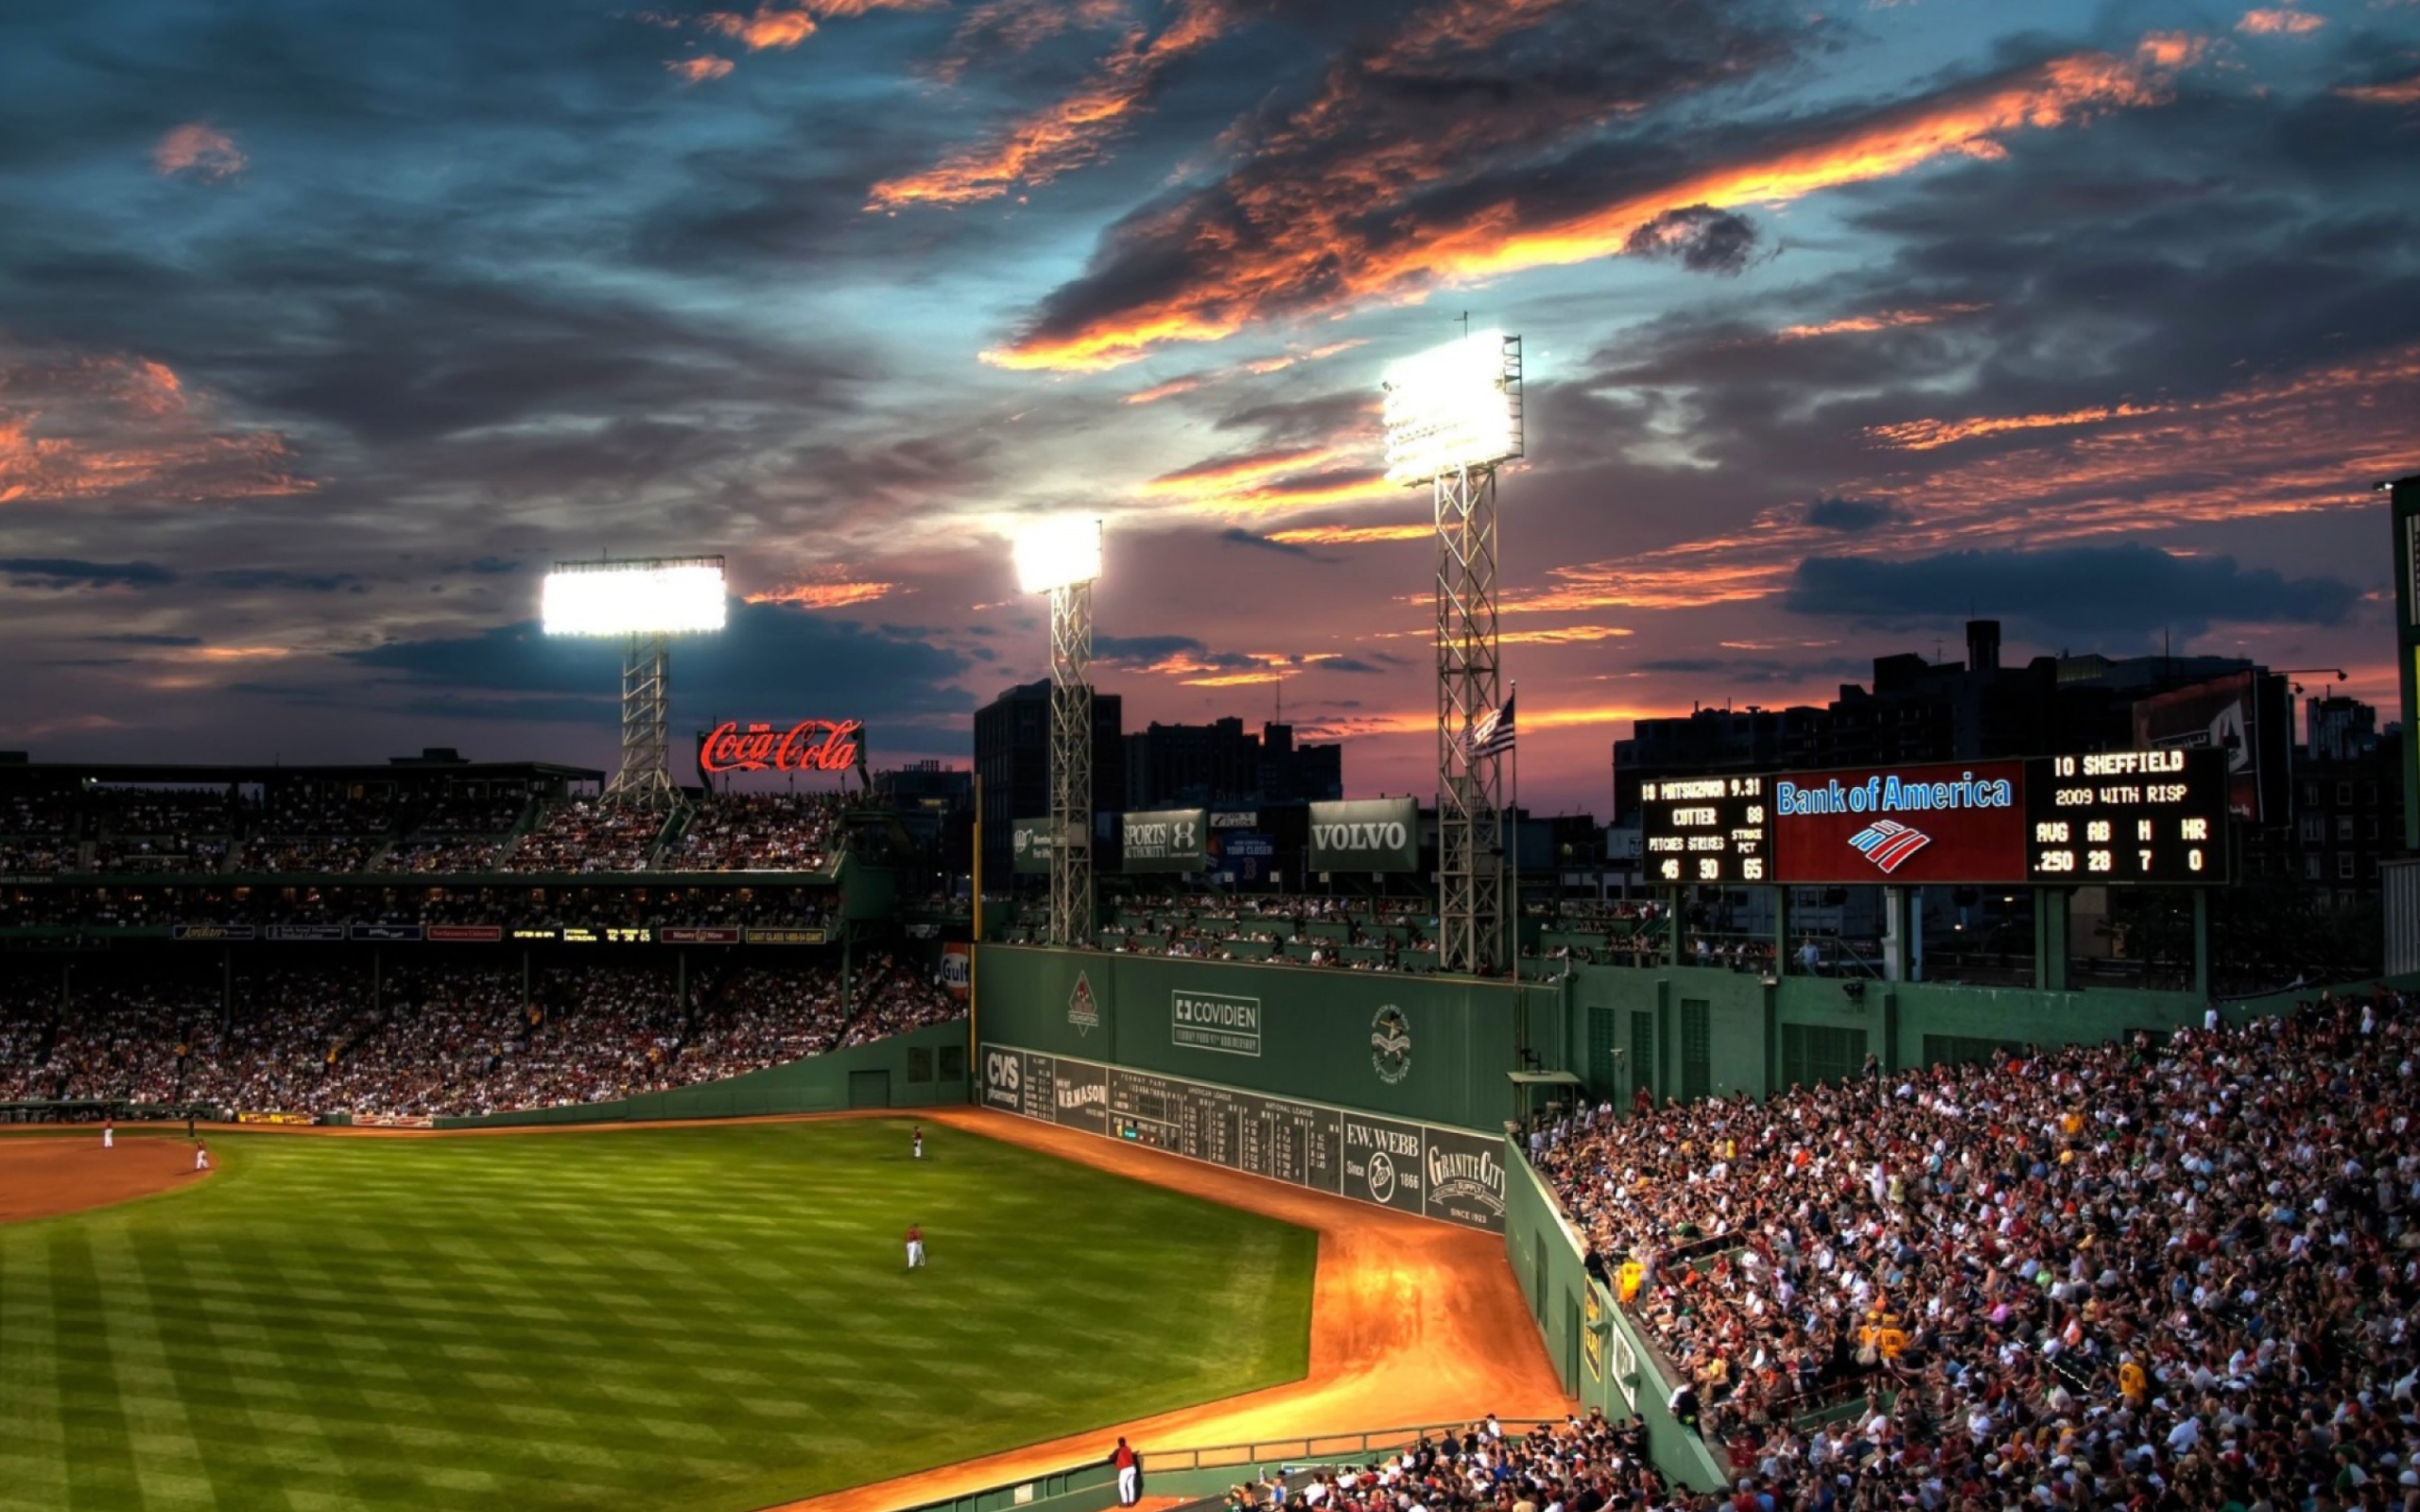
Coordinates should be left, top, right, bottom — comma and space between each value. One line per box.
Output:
699, 719, 863, 775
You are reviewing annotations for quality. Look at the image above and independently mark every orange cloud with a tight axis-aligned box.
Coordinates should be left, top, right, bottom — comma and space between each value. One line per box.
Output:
1120, 340, 1366, 405
667, 56, 737, 84
744, 578, 897, 609
2338, 75, 2420, 105
870, 0, 1232, 208
152, 124, 246, 181
1866, 402, 2167, 451
1524, 342, 2420, 622
700, 0, 936, 52
2135, 33, 2210, 70
1777, 303, 1988, 340
2237, 9, 2325, 35
0, 346, 312, 506
989, 48, 2181, 371
932, 0, 1127, 83
1121, 375, 1207, 405
1265, 523, 1432, 545
1498, 625, 1635, 645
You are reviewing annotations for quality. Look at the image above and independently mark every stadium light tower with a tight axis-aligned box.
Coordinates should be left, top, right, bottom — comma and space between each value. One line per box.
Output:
1015, 519, 1103, 948
1382, 331, 1523, 976
542, 556, 727, 809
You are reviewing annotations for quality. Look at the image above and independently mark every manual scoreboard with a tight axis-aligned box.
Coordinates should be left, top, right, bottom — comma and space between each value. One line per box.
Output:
1640, 775, 1769, 885
2022, 747, 2229, 885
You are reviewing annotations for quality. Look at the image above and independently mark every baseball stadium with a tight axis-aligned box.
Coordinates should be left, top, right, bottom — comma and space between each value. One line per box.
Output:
5, 417, 2419, 1512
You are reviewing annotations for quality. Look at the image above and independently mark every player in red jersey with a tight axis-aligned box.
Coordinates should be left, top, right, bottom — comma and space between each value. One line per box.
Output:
905, 1223, 925, 1269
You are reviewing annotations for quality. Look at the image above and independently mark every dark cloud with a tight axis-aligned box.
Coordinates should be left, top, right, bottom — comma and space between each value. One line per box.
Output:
1781, 544, 2360, 640
204, 568, 365, 593
1805, 497, 1897, 534
0, 558, 178, 589
92, 632, 203, 646
1219, 527, 1320, 558
1623, 205, 1763, 276
340, 602, 974, 732
1096, 632, 1211, 662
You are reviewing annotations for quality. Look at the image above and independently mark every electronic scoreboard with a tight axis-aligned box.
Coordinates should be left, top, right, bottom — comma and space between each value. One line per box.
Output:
1639, 774, 1769, 885
2022, 747, 2229, 885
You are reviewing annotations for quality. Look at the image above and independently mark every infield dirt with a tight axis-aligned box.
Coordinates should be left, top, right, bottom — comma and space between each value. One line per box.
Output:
0, 1131, 213, 1224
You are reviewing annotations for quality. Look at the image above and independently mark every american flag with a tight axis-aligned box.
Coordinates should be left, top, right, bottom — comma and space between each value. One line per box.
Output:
1464, 693, 1516, 760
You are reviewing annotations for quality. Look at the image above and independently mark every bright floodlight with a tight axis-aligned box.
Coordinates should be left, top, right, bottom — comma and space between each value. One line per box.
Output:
543, 558, 727, 637
1381, 331, 1523, 485
1014, 518, 1103, 594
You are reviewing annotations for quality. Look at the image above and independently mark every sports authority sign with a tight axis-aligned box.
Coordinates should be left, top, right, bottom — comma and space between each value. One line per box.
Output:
981, 1042, 1505, 1233
1306, 797, 1419, 874
696, 719, 863, 778
1770, 761, 2025, 885
1121, 808, 1207, 872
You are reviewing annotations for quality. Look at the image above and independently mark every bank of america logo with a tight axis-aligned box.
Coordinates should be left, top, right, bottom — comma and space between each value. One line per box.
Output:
1848, 819, 1931, 873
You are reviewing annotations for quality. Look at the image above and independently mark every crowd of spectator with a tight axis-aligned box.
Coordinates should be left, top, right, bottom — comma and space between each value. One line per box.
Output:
0, 882, 839, 932
666, 793, 846, 871
1533, 986, 2420, 1511
504, 800, 668, 873
1219, 1416, 1690, 1512
0, 786, 847, 878
0, 951, 962, 1120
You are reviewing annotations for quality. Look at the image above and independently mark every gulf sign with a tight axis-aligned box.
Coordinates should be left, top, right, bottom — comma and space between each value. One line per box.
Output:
698, 719, 862, 777
1770, 761, 2025, 885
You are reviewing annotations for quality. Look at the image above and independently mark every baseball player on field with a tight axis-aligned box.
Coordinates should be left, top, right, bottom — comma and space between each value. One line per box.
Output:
905, 1223, 925, 1269
912, 1125, 924, 1160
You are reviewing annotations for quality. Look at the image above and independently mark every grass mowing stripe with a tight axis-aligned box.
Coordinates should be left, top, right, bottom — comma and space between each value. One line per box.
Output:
87, 1223, 219, 1512
3, 1122, 1316, 1512
0, 1228, 69, 1512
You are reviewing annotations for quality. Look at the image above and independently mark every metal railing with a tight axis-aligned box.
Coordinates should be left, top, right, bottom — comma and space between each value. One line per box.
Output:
880, 1419, 1565, 1512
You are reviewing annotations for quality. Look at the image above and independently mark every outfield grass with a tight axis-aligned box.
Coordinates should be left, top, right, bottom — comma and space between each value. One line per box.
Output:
0, 1121, 1318, 1512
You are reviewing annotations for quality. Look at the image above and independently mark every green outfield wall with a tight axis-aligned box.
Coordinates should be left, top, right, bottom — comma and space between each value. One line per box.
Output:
1502, 1136, 1728, 1493
430, 1020, 969, 1128
973, 946, 1554, 1131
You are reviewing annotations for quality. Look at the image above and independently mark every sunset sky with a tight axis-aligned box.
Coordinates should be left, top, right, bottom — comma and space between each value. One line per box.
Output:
2, 0, 2416, 816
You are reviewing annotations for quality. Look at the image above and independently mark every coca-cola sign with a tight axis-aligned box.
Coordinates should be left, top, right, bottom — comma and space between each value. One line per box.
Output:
698, 719, 863, 776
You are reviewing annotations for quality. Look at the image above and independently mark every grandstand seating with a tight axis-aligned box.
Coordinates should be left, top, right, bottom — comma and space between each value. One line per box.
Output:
1532, 983, 2420, 1511
0, 953, 960, 1120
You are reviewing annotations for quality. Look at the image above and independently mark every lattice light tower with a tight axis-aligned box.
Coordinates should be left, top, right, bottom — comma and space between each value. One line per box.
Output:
1382, 333, 1523, 975
1015, 520, 1104, 947
542, 556, 727, 809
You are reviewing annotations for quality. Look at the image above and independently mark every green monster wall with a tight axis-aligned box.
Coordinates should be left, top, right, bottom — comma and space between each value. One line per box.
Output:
973, 946, 1552, 1131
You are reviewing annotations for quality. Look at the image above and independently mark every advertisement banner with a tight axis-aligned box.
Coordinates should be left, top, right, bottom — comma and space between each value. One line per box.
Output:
1421, 1125, 1508, 1234
1340, 1111, 1427, 1216
265, 923, 346, 942
1049, 1057, 1111, 1134
1171, 988, 1262, 1057
1307, 797, 1419, 874
2132, 670, 2290, 824
348, 923, 424, 943
980, 1045, 1025, 1112
1011, 816, 1054, 875
659, 926, 742, 945
426, 924, 502, 943
696, 718, 863, 780
173, 923, 255, 942
744, 927, 829, 946
1771, 761, 2025, 885
940, 942, 971, 1000
1120, 808, 1207, 873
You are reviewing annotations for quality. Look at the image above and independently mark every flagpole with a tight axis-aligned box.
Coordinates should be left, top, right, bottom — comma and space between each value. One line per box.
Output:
1508, 680, 1519, 985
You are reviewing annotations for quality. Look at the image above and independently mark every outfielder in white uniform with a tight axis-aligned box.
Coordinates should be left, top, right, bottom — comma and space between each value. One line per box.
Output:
906, 1224, 925, 1269
102, 1121, 114, 1150
912, 1125, 924, 1160
194, 1143, 210, 1172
